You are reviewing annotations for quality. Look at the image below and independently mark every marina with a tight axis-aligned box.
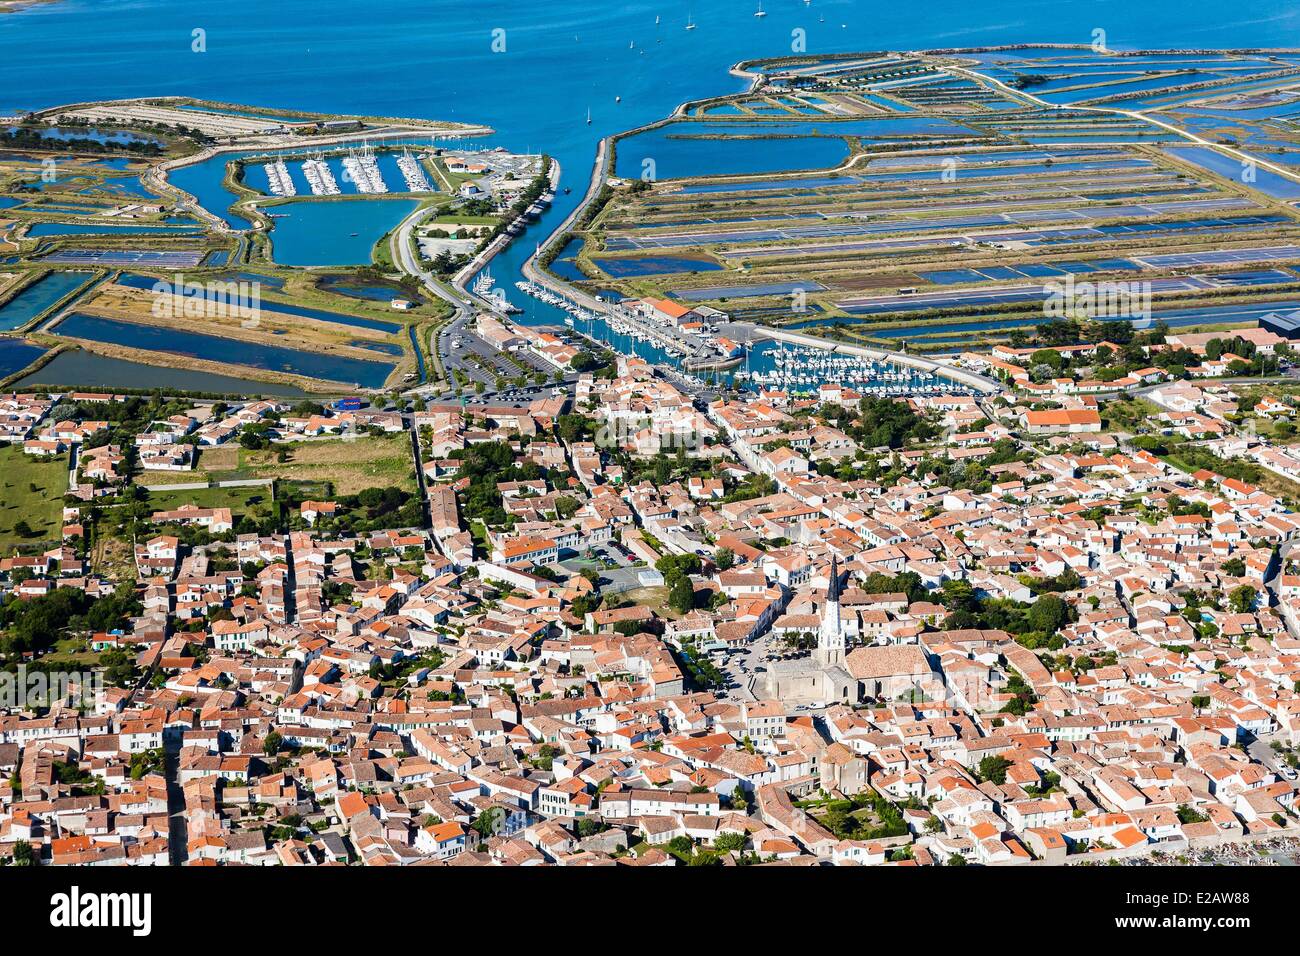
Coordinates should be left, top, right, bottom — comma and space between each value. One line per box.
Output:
340, 145, 388, 194
515, 278, 728, 366
264, 158, 297, 197
302, 155, 341, 196
395, 149, 432, 192
474, 271, 523, 314
735, 341, 965, 396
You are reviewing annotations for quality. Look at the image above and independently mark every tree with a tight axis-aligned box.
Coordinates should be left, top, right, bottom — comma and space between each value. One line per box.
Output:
1031, 348, 1064, 370
263, 730, 283, 756
947, 852, 967, 866
100, 649, 137, 687
128, 748, 164, 780
666, 835, 693, 857
570, 351, 598, 373
11, 839, 37, 866
655, 553, 701, 584
668, 575, 696, 614
977, 754, 1013, 785
1027, 593, 1068, 636
471, 806, 503, 839
715, 547, 735, 571
1228, 584, 1258, 614
924, 815, 943, 834
714, 832, 746, 852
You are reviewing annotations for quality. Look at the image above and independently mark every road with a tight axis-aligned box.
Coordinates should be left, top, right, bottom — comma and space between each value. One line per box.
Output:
163, 742, 188, 866
407, 412, 432, 532
390, 204, 568, 399
389, 204, 475, 391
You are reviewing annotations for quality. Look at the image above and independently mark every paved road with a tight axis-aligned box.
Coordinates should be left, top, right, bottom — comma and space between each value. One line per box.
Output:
164, 742, 188, 866
389, 204, 476, 390
407, 412, 432, 532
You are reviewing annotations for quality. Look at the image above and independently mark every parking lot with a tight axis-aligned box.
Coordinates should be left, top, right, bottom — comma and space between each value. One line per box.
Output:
435, 314, 559, 388
549, 542, 660, 594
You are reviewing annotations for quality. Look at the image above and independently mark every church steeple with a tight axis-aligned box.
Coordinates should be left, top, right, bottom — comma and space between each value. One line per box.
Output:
817, 555, 845, 666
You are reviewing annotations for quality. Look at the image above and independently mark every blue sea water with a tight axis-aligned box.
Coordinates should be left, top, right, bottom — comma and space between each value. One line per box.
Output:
264, 198, 421, 267
593, 254, 723, 277
14, 349, 308, 395
2, 0, 1299, 371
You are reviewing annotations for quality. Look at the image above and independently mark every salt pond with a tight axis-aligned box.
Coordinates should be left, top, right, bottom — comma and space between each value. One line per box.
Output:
53, 312, 395, 387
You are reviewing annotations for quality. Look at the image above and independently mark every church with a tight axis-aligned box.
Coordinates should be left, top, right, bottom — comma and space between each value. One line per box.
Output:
763, 556, 937, 707
764, 556, 857, 705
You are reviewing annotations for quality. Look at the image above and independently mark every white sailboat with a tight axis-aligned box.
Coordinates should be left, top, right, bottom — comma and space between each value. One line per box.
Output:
754, 1, 767, 16
586, 107, 591, 125
686, 12, 696, 30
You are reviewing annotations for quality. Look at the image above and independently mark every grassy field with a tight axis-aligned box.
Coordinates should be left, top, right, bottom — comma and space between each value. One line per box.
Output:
1160, 442, 1300, 505
0, 445, 67, 547
144, 484, 273, 516
139, 444, 242, 486
1100, 396, 1161, 433
622, 585, 669, 606
621, 585, 677, 618
90, 528, 135, 583
239, 434, 415, 495
42, 636, 100, 667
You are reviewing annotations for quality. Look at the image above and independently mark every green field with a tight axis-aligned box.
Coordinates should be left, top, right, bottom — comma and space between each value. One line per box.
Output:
0, 445, 67, 547
239, 434, 416, 495
144, 484, 273, 517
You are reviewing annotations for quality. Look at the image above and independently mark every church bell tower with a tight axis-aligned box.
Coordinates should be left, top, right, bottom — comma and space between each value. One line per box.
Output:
817, 555, 845, 666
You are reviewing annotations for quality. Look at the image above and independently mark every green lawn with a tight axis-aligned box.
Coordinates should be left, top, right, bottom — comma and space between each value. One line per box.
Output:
238, 434, 416, 495
144, 484, 273, 517
44, 636, 100, 667
0, 445, 67, 547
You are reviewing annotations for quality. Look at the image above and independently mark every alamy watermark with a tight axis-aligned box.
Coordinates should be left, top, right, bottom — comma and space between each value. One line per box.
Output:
594, 414, 708, 453
0, 665, 102, 710
150, 273, 261, 327
50, 887, 151, 936
1043, 273, 1152, 327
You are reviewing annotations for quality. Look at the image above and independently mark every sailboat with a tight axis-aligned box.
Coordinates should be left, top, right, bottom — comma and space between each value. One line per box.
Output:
754, 1, 767, 16
686, 12, 696, 30
586, 107, 592, 125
